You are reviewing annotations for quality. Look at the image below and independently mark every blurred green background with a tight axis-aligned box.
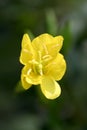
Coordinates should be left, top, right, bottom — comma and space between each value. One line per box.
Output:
0, 0, 87, 130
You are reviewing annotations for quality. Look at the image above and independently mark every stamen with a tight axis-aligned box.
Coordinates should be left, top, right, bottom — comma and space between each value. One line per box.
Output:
52, 44, 59, 48
38, 64, 43, 75
23, 49, 29, 53
23, 49, 32, 55
38, 51, 42, 62
27, 69, 32, 75
29, 59, 38, 64
42, 44, 48, 54
42, 55, 52, 61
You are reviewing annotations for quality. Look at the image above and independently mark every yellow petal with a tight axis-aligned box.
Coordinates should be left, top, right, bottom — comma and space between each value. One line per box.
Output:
54, 36, 63, 52
32, 33, 54, 58
32, 33, 53, 52
20, 34, 34, 65
21, 74, 32, 90
22, 65, 41, 85
32, 33, 64, 61
45, 35, 63, 58
45, 53, 66, 80
40, 76, 61, 99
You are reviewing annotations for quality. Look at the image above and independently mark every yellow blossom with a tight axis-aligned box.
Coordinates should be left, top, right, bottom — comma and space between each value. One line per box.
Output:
19, 33, 66, 99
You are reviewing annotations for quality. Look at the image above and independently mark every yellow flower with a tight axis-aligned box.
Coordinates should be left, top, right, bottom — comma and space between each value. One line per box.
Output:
20, 33, 66, 99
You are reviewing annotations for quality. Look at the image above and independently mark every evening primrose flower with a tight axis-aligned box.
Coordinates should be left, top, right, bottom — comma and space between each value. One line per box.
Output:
19, 33, 66, 99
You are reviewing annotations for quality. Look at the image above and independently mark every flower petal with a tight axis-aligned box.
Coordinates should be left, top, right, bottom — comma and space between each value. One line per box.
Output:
45, 53, 66, 80
32, 34, 64, 60
22, 65, 41, 85
21, 74, 32, 90
45, 35, 63, 57
32, 33, 53, 54
54, 36, 63, 52
40, 76, 61, 99
20, 34, 34, 65
32, 33, 55, 60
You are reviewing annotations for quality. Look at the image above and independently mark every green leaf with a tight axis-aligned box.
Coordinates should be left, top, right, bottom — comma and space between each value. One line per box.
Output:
60, 22, 72, 54
45, 9, 58, 35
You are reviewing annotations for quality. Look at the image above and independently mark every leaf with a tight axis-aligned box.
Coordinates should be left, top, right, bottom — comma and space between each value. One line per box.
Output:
45, 9, 58, 35
60, 22, 72, 54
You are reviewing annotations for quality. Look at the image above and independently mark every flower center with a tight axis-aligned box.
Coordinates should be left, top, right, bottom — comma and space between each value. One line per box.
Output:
34, 62, 43, 75
33, 51, 43, 75
29, 59, 43, 76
